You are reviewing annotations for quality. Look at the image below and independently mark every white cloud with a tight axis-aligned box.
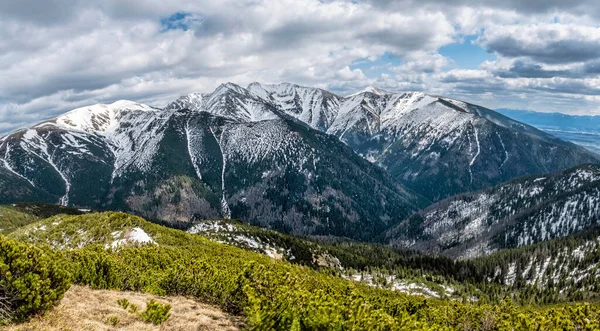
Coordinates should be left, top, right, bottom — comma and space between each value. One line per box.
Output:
439, 69, 494, 83
0, 0, 599, 134
479, 23, 600, 63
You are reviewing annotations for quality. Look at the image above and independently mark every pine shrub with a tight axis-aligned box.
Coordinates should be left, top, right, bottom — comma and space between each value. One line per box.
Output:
0, 235, 70, 323
7, 211, 600, 330
128, 303, 138, 314
104, 316, 119, 326
117, 298, 129, 309
140, 299, 171, 325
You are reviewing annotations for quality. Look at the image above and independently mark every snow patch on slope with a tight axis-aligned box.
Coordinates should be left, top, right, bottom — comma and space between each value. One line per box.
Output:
110, 227, 156, 249
19, 129, 71, 205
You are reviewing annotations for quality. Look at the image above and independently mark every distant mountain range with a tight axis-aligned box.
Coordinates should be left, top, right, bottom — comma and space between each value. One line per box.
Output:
497, 109, 600, 154
0, 83, 598, 241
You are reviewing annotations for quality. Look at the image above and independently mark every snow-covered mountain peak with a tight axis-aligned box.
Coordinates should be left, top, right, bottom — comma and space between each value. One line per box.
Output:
246, 82, 271, 100
247, 82, 297, 97
165, 92, 205, 111
46, 100, 156, 134
246, 82, 341, 130
1, 81, 598, 224
394, 92, 439, 110
347, 86, 388, 97
213, 82, 250, 97
109, 100, 154, 111
246, 82, 331, 101
200, 82, 279, 122
160, 82, 599, 202
247, 81, 292, 89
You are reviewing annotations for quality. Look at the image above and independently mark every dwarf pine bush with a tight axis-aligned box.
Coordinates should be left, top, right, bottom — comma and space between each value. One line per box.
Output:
117, 298, 130, 310
104, 316, 120, 326
140, 299, 171, 325
0, 235, 70, 323
6, 212, 600, 330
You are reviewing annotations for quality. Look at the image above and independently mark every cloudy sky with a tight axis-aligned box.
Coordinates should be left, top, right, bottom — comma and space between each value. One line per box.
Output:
1, 0, 600, 134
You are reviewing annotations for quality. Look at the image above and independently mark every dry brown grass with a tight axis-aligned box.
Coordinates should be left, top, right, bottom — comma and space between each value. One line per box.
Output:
4, 285, 244, 331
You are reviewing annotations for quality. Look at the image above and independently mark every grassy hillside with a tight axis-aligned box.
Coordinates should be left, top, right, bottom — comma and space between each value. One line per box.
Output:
185, 218, 600, 304
3, 210, 600, 329
9, 209, 600, 304
0, 205, 40, 234
0, 202, 88, 235
9, 213, 493, 300
188, 219, 491, 299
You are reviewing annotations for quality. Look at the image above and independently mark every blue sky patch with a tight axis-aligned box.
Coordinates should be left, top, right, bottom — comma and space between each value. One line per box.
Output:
160, 12, 194, 32
350, 52, 401, 78
439, 34, 496, 69
350, 36, 496, 77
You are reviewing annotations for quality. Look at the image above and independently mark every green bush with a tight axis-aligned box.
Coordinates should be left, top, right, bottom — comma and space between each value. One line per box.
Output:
104, 316, 119, 326
62, 242, 600, 330
140, 299, 171, 325
117, 298, 129, 310
0, 235, 70, 323
128, 303, 138, 314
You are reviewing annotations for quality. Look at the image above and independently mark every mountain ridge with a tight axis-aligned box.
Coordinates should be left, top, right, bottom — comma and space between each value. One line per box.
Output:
167, 82, 600, 200
497, 108, 600, 154
0, 99, 424, 241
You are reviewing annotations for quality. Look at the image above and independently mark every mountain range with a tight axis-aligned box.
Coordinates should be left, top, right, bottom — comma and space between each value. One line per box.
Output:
0, 82, 598, 241
0, 97, 420, 241
167, 83, 599, 201
497, 108, 600, 154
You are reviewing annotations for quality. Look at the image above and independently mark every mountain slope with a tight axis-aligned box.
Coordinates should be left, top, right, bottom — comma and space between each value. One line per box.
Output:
0, 101, 422, 241
0, 208, 550, 302
326, 91, 599, 201
386, 164, 600, 259
170, 83, 600, 201
470, 225, 600, 303
0, 101, 163, 207
247, 82, 340, 131
8, 207, 600, 305
9, 211, 600, 329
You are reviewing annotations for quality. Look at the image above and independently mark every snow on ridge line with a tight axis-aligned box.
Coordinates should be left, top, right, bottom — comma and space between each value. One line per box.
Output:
49, 100, 157, 134
59, 100, 155, 119
187, 221, 235, 234
346, 86, 389, 97
172, 83, 535, 138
